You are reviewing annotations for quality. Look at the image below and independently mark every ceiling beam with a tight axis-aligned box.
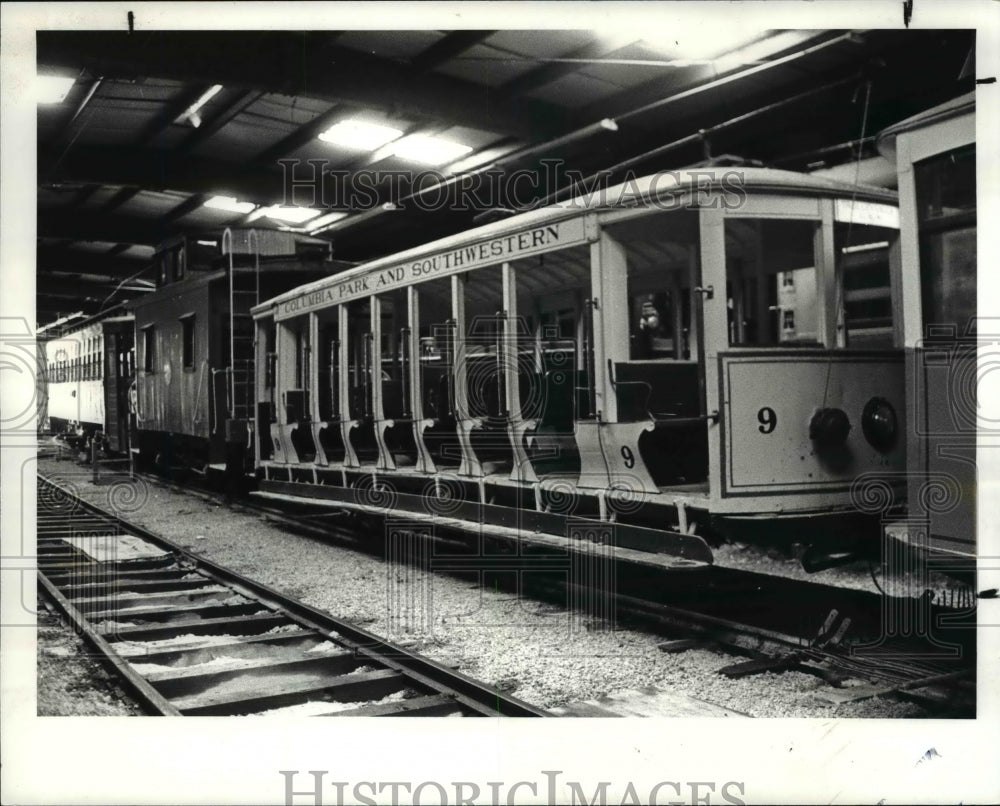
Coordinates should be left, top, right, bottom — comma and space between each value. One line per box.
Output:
35, 275, 130, 299
38, 31, 568, 140
177, 88, 265, 153
99, 187, 140, 213
38, 209, 168, 246
162, 193, 208, 225
37, 301, 97, 315
135, 83, 219, 145
92, 83, 221, 216
37, 247, 152, 278
494, 36, 637, 98
250, 104, 346, 167
410, 31, 497, 73
39, 144, 286, 202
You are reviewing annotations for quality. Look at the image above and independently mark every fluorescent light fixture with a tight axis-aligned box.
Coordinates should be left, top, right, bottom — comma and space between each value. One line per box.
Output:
318, 119, 403, 150
713, 31, 808, 72
391, 135, 473, 166
307, 211, 349, 232
252, 205, 322, 224
196, 239, 219, 247
204, 195, 255, 214
178, 84, 223, 128
37, 75, 76, 104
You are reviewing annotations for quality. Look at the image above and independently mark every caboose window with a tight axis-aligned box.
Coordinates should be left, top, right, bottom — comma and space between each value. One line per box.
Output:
143, 326, 155, 372
174, 247, 186, 281
181, 315, 195, 369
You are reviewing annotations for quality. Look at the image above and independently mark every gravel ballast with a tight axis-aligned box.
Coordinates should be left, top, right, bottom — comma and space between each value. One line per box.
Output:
36, 456, 931, 718
37, 603, 144, 716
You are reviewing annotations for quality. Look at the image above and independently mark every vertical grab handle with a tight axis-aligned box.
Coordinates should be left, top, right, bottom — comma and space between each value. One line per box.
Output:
363, 332, 373, 419
329, 338, 340, 420
495, 310, 507, 419
400, 327, 412, 419
583, 298, 598, 420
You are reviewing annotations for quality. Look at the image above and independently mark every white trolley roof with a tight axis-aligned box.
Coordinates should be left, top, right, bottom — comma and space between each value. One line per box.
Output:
255, 167, 899, 321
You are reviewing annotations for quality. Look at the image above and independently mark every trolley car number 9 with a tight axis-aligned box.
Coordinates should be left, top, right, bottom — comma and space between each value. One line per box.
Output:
757, 407, 777, 434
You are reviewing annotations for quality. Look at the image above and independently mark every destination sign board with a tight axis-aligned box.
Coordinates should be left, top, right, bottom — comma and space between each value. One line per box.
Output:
274, 216, 590, 320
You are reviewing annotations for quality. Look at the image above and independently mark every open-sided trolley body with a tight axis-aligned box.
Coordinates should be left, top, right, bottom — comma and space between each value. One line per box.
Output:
252, 169, 906, 561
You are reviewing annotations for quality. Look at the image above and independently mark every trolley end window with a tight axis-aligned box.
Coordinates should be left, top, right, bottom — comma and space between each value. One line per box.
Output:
916, 145, 976, 338
724, 218, 819, 347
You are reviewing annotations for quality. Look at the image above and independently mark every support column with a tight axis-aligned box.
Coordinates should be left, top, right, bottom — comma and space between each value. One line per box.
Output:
452, 273, 483, 477
699, 207, 727, 504
502, 262, 537, 482
588, 233, 630, 423
371, 296, 396, 471
338, 306, 360, 468
576, 233, 630, 491
816, 199, 841, 347
254, 317, 268, 466
687, 245, 702, 363
270, 319, 298, 464
306, 312, 329, 466
408, 286, 436, 473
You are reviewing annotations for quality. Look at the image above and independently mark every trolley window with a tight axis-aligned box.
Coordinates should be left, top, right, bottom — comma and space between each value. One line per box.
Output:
724, 218, 819, 347
604, 209, 699, 361
837, 225, 896, 348
916, 145, 976, 338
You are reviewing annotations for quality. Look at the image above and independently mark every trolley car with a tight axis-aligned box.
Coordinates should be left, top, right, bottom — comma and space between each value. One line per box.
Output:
251, 168, 906, 567
39, 305, 135, 453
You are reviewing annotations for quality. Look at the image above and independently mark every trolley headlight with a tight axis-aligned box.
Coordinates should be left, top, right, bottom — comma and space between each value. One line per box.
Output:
861, 396, 897, 452
809, 407, 851, 448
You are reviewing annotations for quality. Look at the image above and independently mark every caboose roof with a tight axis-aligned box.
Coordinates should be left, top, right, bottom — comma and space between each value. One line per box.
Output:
255, 167, 898, 317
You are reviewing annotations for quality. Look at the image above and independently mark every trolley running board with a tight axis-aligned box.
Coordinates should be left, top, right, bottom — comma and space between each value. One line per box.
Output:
252, 482, 713, 571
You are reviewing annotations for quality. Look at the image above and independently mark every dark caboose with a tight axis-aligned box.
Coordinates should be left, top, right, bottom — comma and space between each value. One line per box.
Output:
130, 227, 349, 479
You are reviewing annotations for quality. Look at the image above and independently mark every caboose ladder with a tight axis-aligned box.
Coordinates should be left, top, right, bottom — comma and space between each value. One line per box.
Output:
224, 228, 259, 432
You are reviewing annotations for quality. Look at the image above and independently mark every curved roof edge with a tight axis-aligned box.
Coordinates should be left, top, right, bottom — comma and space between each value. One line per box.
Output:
255, 167, 899, 315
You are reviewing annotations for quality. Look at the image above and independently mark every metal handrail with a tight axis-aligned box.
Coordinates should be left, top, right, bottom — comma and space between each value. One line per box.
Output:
399, 327, 411, 419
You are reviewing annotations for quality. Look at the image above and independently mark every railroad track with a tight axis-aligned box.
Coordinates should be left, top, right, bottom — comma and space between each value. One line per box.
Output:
39, 454, 978, 716
36, 474, 548, 717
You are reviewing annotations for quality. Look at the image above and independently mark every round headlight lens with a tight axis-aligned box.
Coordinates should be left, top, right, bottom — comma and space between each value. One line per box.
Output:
809, 407, 851, 448
862, 396, 897, 452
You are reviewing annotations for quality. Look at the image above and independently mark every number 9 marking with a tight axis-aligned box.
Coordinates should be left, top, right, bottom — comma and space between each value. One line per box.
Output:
757, 407, 777, 434
620, 445, 635, 468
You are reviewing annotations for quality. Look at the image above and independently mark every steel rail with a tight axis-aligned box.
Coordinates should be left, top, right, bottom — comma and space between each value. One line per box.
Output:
36, 473, 548, 717
43, 465, 975, 714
